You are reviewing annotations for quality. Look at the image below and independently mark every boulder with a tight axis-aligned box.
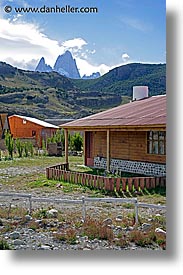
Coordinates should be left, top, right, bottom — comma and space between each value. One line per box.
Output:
155, 228, 166, 235
102, 218, 113, 226
9, 231, 20, 240
46, 209, 58, 218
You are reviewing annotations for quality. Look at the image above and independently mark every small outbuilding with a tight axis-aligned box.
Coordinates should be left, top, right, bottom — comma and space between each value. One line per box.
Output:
62, 89, 166, 176
8, 115, 59, 147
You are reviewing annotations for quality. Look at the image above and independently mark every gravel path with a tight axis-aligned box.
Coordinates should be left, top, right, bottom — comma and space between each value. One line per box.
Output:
0, 166, 45, 178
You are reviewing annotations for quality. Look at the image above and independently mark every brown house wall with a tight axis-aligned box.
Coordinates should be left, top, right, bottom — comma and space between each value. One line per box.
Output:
92, 130, 166, 164
0, 114, 9, 138
9, 116, 56, 147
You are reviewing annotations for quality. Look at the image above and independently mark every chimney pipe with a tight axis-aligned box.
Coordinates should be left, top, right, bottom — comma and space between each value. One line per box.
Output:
132, 86, 149, 101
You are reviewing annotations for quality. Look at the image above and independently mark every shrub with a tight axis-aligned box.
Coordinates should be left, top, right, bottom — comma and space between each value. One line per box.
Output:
99, 225, 114, 241
47, 130, 64, 145
0, 239, 11, 250
129, 230, 156, 247
114, 235, 129, 247
24, 142, 29, 157
70, 132, 83, 151
4, 130, 14, 159
27, 220, 40, 231
82, 218, 99, 240
16, 139, 24, 157
82, 218, 114, 242
28, 142, 34, 157
53, 228, 77, 244
155, 232, 166, 249
34, 208, 47, 219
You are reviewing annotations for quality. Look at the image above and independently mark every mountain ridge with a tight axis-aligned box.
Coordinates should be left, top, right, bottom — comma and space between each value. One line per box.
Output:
0, 61, 166, 120
72, 63, 166, 96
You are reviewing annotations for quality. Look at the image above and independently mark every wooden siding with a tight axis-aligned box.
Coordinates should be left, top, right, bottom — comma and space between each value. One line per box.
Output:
93, 131, 107, 158
92, 130, 166, 164
0, 114, 9, 138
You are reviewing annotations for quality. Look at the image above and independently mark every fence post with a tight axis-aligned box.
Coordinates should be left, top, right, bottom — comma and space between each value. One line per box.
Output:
134, 199, 138, 224
155, 177, 160, 187
128, 178, 133, 192
110, 178, 114, 192
122, 178, 126, 192
145, 178, 150, 189
81, 196, 86, 222
93, 175, 97, 188
140, 178, 145, 190
46, 168, 49, 179
116, 178, 120, 192
134, 178, 139, 191
151, 177, 156, 189
29, 195, 32, 214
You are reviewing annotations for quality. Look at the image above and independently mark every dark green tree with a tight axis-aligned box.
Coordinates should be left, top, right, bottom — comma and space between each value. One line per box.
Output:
70, 132, 83, 151
4, 130, 15, 159
16, 139, 24, 158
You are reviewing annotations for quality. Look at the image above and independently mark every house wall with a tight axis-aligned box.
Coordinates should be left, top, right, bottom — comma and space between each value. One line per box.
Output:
92, 130, 166, 164
0, 114, 9, 138
88, 130, 166, 176
8, 116, 56, 147
0, 114, 10, 149
0, 139, 6, 150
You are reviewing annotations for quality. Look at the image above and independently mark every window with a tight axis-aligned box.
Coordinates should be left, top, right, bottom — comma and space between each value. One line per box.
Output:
32, 130, 36, 137
147, 131, 166, 155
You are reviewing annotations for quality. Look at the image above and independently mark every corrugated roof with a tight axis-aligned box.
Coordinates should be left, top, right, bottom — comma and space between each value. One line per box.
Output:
9, 115, 59, 129
62, 95, 166, 129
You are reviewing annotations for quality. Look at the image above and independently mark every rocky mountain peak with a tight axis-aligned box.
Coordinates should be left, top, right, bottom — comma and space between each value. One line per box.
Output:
53, 51, 80, 79
35, 51, 81, 79
35, 57, 52, 72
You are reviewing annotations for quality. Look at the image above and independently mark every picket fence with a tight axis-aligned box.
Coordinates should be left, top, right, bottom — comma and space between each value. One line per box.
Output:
46, 163, 166, 193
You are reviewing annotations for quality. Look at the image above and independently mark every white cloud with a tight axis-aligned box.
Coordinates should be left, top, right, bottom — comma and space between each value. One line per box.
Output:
5, 57, 38, 71
76, 58, 110, 76
0, 18, 119, 76
122, 53, 130, 61
121, 16, 152, 32
12, 14, 23, 22
61, 38, 87, 50
0, 18, 62, 67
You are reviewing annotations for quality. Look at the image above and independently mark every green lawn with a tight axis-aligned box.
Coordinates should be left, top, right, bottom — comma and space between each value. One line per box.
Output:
0, 155, 83, 169
0, 155, 166, 204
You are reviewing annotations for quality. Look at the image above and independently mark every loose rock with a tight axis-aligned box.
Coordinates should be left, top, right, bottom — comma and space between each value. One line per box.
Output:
9, 231, 21, 240
46, 209, 58, 218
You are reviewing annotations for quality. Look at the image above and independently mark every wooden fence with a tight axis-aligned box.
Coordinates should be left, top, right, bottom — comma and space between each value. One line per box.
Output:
46, 164, 166, 193
0, 192, 166, 224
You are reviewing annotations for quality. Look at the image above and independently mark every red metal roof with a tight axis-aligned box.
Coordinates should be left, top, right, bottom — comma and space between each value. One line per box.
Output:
62, 95, 166, 129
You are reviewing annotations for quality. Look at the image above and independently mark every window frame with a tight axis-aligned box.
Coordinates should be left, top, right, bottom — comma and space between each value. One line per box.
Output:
147, 131, 166, 155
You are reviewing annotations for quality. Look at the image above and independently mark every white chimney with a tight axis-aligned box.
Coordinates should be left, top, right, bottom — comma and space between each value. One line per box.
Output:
132, 86, 149, 101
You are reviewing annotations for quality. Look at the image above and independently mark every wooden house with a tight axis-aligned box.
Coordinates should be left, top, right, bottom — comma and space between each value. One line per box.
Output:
8, 115, 59, 147
62, 93, 166, 176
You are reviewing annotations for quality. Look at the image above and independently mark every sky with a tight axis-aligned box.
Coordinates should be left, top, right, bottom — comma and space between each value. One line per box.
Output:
0, 0, 166, 77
